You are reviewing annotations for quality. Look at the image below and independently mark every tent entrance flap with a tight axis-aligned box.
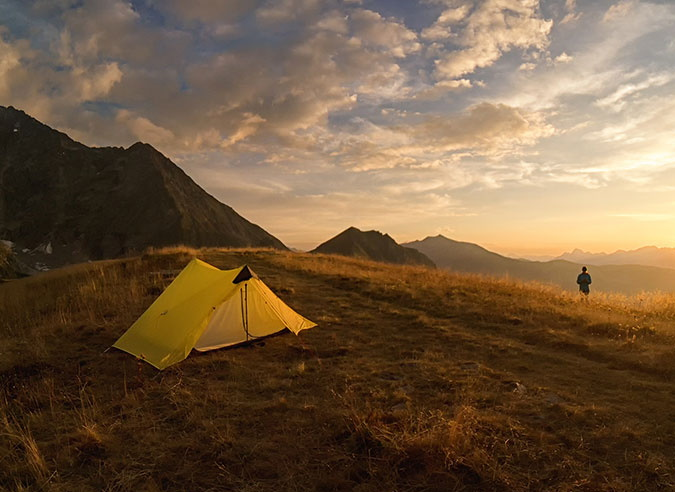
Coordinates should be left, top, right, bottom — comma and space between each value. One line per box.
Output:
195, 279, 290, 351
195, 288, 246, 351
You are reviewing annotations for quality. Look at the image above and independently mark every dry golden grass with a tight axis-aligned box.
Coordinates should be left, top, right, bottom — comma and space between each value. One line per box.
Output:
1, 247, 674, 491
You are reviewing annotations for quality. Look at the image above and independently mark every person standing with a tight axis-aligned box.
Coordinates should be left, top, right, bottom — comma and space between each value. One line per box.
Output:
577, 266, 592, 296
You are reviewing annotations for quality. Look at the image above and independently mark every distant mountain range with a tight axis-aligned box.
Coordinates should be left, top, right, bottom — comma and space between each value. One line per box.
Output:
556, 247, 675, 270
311, 227, 435, 267
404, 235, 675, 295
0, 106, 285, 270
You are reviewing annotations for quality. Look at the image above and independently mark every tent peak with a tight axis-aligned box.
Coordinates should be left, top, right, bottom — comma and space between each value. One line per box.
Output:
233, 265, 257, 284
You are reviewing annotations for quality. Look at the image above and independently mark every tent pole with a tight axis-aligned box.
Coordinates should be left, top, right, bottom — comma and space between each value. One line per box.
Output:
245, 283, 249, 339
241, 284, 250, 341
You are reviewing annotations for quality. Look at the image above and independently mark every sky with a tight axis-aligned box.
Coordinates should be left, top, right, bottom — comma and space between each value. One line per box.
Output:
1, 0, 674, 256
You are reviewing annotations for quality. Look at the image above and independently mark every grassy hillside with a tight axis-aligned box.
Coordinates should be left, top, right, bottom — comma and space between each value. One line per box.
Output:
1, 248, 675, 491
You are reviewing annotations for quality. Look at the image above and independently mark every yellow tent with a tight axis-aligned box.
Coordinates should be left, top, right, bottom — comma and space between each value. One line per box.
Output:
113, 258, 316, 369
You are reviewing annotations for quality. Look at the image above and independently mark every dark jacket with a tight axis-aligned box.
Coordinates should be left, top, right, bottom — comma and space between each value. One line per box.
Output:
577, 272, 592, 293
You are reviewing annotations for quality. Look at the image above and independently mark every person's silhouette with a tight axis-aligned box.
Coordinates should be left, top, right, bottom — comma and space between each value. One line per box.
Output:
576, 266, 592, 296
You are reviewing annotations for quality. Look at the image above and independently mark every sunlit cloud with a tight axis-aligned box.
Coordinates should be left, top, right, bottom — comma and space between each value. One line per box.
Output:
603, 0, 637, 22
554, 52, 573, 64
560, 0, 582, 24
115, 109, 175, 145
350, 9, 421, 57
256, 0, 320, 25
431, 0, 552, 81
594, 73, 673, 112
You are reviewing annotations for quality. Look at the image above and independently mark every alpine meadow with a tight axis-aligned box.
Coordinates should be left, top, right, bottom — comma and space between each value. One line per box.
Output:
2, 247, 675, 490
3, 1, 675, 491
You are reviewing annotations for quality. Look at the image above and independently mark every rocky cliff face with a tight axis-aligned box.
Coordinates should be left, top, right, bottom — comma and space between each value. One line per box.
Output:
0, 106, 286, 269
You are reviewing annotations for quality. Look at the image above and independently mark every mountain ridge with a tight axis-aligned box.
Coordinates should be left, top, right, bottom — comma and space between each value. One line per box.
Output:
556, 245, 675, 270
311, 227, 435, 267
0, 105, 286, 269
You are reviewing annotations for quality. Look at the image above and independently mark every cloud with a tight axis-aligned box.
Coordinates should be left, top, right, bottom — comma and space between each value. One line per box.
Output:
171, 9, 421, 150
115, 109, 175, 145
603, 0, 636, 22
0, 0, 421, 155
414, 77, 474, 98
586, 92, 675, 153
560, 0, 582, 24
421, 4, 470, 40
30, 0, 81, 16
407, 102, 554, 153
538, 86, 675, 191
499, 1, 675, 112
431, 0, 552, 80
74, 62, 123, 101
222, 113, 267, 147
163, 0, 258, 24
554, 52, 572, 63
0, 30, 25, 98
318, 102, 554, 172
314, 10, 349, 34
0, 15, 126, 126
437, 78, 473, 89
594, 73, 673, 112
350, 9, 421, 57
59, 1, 191, 66
256, 0, 320, 25
4, 0, 548, 162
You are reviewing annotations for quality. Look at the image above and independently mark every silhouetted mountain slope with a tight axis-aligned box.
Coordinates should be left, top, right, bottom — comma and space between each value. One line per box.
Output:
311, 227, 435, 267
0, 106, 285, 268
557, 246, 675, 270
404, 235, 675, 295
403, 235, 514, 274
